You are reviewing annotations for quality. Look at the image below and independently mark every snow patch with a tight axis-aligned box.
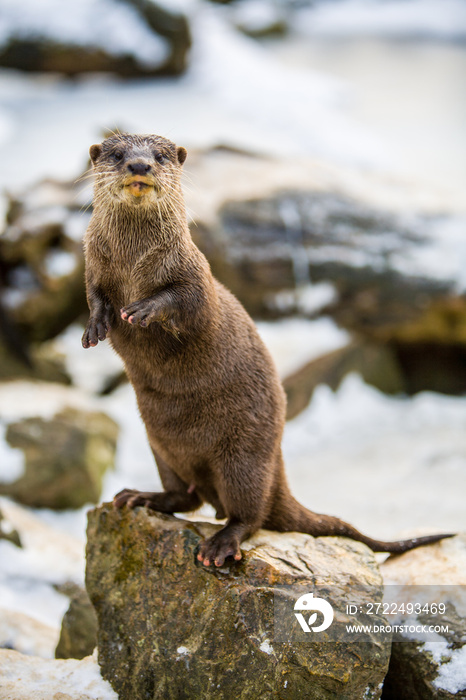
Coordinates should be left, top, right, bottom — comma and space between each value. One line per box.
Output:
283, 374, 466, 539
0, 498, 84, 631
431, 644, 466, 693
392, 215, 466, 292
266, 283, 338, 317
43, 249, 78, 278
0, 648, 118, 699
259, 639, 274, 655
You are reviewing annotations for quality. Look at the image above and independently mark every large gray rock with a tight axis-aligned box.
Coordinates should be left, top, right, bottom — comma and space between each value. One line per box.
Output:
193, 185, 466, 399
214, 190, 451, 326
86, 504, 391, 700
0, 408, 119, 509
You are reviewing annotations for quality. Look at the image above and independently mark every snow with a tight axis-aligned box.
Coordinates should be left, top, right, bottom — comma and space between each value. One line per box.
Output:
419, 638, 466, 694
64, 210, 93, 242
53, 323, 125, 394
0, 2, 462, 209
186, 6, 387, 168
431, 644, 466, 694
0, 607, 58, 658
0, 381, 94, 422
259, 639, 274, 655
293, 0, 466, 41
282, 374, 466, 540
6, 205, 69, 237
293, 283, 338, 316
0, 498, 84, 632
0, 648, 118, 700
43, 249, 78, 278
266, 283, 338, 317
392, 215, 466, 293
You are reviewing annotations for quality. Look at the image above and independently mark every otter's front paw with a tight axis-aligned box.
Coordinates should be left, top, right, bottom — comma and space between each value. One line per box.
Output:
197, 532, 242, 568
120, 299, 159, 327
120, 299, 180, 337
82, 316, 110, 348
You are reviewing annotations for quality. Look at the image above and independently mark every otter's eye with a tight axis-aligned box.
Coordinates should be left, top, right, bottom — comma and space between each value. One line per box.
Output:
155, 152, 167, 165
113, 150, 124, 161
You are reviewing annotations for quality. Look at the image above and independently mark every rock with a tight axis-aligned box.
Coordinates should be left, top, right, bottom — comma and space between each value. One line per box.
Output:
381, 535, 466, 700
232, 0, 289, 38
283, 338, 405, 420
214, 190, 451, 323
129, 0, 192, 76
0, 408, 119, 509
190, 169, 466, 398
0, 180, 90, 344
0, 334, 71, 385
55, 583, 97, 660
86, 504, 391, 699
0, 0, 191, 77
0, 648, 118, 699
0, 507, 21, 547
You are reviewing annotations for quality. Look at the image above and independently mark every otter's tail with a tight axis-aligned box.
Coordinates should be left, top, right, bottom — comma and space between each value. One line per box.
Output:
266, 495, 455, 554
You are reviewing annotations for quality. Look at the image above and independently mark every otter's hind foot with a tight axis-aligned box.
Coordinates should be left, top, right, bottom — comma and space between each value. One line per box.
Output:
113, 488, 158, 509
197, 534, 242, 568
197, 526, 246, 567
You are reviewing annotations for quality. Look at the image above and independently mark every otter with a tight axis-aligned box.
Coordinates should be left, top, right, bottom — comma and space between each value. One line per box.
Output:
82, 133, 453, 567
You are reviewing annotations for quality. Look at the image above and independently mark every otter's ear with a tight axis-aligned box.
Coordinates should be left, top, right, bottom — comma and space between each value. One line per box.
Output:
177, 146, 187, 165
89, 144, 102, 163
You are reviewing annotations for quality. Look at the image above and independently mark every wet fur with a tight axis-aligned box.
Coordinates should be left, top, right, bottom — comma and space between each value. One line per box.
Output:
83, 133, 453, 566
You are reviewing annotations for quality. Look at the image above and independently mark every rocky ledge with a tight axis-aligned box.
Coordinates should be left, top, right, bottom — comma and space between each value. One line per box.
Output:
86, 504, 391, 700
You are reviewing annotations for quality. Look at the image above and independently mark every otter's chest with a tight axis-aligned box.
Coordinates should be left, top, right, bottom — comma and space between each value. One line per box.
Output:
98, 246, 166, 310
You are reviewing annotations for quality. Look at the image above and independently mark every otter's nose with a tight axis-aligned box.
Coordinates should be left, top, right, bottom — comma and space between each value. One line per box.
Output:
127, 161, 151, 175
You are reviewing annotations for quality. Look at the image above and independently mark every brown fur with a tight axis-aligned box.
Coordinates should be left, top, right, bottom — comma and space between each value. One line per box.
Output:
82, 133, 453, 566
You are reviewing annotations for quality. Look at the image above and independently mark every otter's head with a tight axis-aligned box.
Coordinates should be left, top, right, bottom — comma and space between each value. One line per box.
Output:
89, 133, 187, 207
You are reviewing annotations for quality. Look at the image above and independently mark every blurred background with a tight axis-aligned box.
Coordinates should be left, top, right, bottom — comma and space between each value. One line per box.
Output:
0, 0, 465, 662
